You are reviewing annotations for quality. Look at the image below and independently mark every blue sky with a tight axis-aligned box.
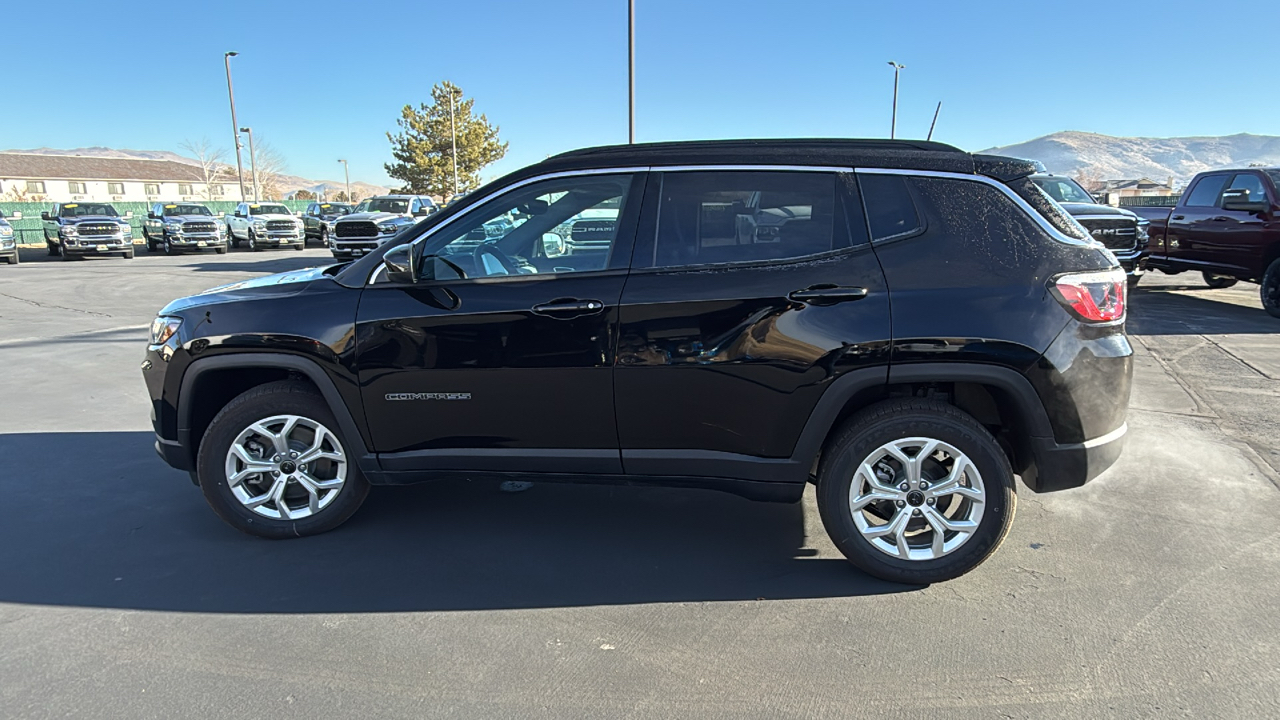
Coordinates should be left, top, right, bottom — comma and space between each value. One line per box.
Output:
4, 0, 1274, 187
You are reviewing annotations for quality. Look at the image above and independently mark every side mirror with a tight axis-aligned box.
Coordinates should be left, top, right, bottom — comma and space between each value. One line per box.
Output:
234, 211, 244, 217
413, 207, 431, 217
1221, 189, 1270, 214
147, 212, 157, 219
382, 244, 417, 284
41, 211, 51, 221
217, 211, 225, 218
124, 211, 133, 219
542, 232, 566, 257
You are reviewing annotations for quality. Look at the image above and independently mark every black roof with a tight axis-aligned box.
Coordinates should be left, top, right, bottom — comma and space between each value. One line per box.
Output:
534, 138, 977, 176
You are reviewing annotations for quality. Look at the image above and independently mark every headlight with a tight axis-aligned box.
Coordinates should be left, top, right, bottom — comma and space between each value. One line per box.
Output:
1136, 221, 1149, 242
121, 224, 133, 235
377, 222, 401, 234
61, 225, 78, 236
0, 225, 12, 236
149, 316, 183, 345
217, 224, 227, 236
253, 220, 267, 229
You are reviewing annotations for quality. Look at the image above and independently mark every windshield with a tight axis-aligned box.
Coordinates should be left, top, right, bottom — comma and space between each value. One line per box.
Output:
364, 198, 410, 214
319, 203, 353, 215
1031, 176, 1095, 204
163, 204, 212, 217
60, 203, 118, 217
249, 204, 290, 216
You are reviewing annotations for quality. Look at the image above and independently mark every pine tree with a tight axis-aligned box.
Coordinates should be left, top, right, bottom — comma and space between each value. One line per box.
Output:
385, 82, 508, 197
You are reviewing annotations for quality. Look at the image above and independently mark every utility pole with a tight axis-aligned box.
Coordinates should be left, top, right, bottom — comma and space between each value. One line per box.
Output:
449, 88, 459, 197
927, 101, 942, 142
224, 51, 247, 201
887, 61, 905, 139
337, 159, 350, 202
240, 127, 259, 202
628, 0, 635, 143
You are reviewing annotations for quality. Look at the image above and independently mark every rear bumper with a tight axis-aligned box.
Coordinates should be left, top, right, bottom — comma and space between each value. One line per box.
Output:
1022, 423, 1126, 493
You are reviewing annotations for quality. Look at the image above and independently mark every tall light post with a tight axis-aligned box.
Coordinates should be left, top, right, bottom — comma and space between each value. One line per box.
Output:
337, 159, 350, 202
239, 127, 259, 202
628, 0, 635, 143
448, 88, 459, 197
224, 51, 247, 201
887, 61, 905, 139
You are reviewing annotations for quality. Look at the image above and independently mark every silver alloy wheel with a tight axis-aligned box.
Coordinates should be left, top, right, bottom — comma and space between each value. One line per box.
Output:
849, 436, 986, 561
224, 414, 347, 520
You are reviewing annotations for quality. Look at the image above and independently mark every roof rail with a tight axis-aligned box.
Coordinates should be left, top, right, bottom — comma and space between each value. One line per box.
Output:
551, 138, 965, 160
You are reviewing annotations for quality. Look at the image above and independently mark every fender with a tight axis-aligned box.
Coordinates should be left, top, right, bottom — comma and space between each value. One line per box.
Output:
887, 362, 1055, 439
176, 353, 380, 476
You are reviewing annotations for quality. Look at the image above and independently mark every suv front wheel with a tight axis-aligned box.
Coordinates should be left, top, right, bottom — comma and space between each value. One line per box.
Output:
817, 399, 1016, 584
196, 380, 369, 538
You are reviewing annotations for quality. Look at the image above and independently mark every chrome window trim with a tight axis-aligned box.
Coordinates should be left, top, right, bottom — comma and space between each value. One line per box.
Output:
855, 167, 1097, 247
365, 166, 650, 285
652, 164, 855, 174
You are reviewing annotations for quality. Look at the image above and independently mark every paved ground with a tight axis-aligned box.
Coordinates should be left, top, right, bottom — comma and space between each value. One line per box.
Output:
2, 247, 1278, 719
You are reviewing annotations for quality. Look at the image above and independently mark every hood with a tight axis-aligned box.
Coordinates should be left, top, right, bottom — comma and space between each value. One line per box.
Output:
67, 215, 126, 225
1058, 202, 1138, 220
338, 211, 407, 223
249, 213, 299, 222
165, 214, 219, 223
159, 266, 334, 314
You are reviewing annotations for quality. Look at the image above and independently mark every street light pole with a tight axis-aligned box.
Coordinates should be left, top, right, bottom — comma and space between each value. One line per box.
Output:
628, 0, 635, 143
337, 159, 350, 202
239, 127, 259, 202
887, 61, 904, 139
224, 51, 247, 201
449, 89, 459, 197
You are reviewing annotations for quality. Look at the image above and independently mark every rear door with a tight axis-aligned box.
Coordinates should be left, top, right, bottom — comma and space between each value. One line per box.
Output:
1210, 172, 1274, 276
613, 168, 890, 478
355, 171, 645, 475
1168, 173, 1230, 268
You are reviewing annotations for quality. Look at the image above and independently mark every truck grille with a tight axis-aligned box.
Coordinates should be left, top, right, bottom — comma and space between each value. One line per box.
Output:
184, 222, 217, 234
266, 221, 297, 232
1077, 217, 1138, 252
78, 223, 121, 236
567, 219, 616, 251
336, 222, 377, 238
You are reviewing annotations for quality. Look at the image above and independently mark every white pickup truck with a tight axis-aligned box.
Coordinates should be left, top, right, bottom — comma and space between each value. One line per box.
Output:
225, 202, 306, 251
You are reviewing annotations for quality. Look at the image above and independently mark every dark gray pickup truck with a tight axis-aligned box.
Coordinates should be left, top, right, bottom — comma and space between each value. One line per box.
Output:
1130, 167, 1280, 317
1030, 174, 1147, 284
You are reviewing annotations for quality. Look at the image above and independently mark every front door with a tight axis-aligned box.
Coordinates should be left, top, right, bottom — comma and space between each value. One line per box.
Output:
1167, 172, 1230, 268
355, 171, 646, 475
613, 169, 891, 479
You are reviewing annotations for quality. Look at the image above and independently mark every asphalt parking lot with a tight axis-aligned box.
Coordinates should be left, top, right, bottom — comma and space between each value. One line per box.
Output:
2, 247, 1279, 719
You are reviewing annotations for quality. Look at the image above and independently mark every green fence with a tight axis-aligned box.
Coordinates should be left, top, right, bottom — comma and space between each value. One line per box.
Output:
1118, 195, 1181, 208
0, 200, 313, 245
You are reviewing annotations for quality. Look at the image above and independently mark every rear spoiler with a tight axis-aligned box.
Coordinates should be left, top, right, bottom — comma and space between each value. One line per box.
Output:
972, 154, 1041, 183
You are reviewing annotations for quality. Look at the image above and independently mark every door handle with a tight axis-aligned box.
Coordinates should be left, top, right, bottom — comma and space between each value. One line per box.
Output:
531, 298, 605, 317
787, 285, 868, 305
1172, 215, 1184, 220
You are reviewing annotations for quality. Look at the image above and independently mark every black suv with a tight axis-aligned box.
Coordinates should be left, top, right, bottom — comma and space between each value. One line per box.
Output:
143, 139, 1132, 584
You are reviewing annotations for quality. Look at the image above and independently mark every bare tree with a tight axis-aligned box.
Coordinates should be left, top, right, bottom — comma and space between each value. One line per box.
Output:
180, 138, 231, 201
247, 139, 289, 200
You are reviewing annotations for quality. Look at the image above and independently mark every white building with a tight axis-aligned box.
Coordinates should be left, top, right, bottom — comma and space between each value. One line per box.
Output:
0, 153, 248, 204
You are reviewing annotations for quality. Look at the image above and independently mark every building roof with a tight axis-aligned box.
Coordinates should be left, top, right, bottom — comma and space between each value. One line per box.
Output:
0, 153, 207, 182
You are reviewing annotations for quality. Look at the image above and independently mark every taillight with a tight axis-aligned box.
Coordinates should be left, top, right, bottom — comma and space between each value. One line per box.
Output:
1050, 269, 1126, 323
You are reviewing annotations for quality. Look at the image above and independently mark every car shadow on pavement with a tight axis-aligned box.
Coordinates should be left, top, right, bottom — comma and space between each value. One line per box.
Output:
1129, 284, 1278, 336
0, 432, 906, 614
181, 256, 333, 274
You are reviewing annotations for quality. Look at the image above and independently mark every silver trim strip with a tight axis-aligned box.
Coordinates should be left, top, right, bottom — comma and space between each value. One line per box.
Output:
1078, 423, 1127, 450
365, 166, 650, 285
653, 164, 855, 174
854, 167, 1098, 247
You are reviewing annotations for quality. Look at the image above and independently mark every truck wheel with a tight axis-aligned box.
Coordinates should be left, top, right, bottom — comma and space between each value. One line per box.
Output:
143, 229, 155, 252
1261, 259, 1280, 318
47, 242, 58, 257
164, 238, 174, 255
1203, 272, 1237, 289
248, 230, 259, 252
816, 399, 1016, 585
123, 249, 134, 259
215, 246, 227, 255
4, 253, 17, 265
196, 380, 370, 539
321, 226, 330, 247
229, 224, 240, 248
1127, 274, 1141, 290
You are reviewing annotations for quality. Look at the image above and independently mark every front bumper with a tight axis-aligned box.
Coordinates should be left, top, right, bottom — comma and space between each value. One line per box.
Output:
63, 237, 132, 254
167, 235, 227, 251
1113, 249, 1146, 275
331, 238, 385, 257
257, 232, 304, 246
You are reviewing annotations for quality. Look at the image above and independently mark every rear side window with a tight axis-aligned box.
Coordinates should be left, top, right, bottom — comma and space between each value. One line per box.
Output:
859, 174, 923, 241
1185, 174, 1230, 207
1006, 176, 1090, 242
652, 171, 843, 267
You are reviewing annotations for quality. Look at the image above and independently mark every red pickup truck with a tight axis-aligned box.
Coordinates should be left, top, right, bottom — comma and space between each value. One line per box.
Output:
1132, 167, 1280, 317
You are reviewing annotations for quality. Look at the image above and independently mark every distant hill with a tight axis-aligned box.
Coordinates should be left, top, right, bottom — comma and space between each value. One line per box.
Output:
3, 146, 390, 199
983, 131, 1280, 187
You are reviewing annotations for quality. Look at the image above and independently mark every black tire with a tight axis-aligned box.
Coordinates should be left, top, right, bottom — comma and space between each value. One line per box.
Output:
47, 242, 58, 257
123, 249, 134, 259
816, 399, 1016, 585
3, 253, 17, 265
196, 380, 370, 539
215, 246, 227, 255
321, 226, 329, 248
144, 229, 156, 252
59, 242, 72, 261
248, 230, 259, 252
230, 224, 240, 248
1127, 274, 1141, 290
293, 242, 304, 251
1261, 259, 1280, 319
1203, 272, 1238, 290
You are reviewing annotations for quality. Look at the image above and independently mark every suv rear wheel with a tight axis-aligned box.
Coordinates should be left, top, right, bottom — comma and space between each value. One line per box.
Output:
816, 399, 1016, 584
1261, 259, 1280, 318
196, 380, 369, 538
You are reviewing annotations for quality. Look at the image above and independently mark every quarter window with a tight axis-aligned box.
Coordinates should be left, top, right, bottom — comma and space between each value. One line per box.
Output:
651, 171, 842, 267
859, 174, 923, 241
1185, 174, 1230, 207
426, 174, 636, 278
1227, 173, 1268, 203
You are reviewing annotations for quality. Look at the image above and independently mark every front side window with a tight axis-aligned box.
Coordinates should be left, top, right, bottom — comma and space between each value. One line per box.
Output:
107, 182, 125, 195
651, 171, 841, 267
425, 173, 636, 278
1185, 174, 1230, 207
1227, 173, 1269, 204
